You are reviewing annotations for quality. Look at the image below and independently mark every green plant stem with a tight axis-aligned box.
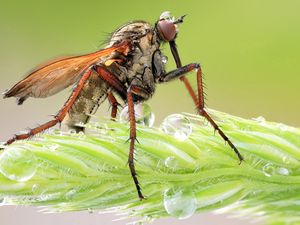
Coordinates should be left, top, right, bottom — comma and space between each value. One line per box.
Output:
0, 109, 299, 225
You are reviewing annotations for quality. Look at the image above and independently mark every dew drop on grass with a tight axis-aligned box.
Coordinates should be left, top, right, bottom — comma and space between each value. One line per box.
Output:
49, 144, 59, 151
262, 163, 275, 177
161, 114, 192, 141
277, 167, 289, 176
119, 103, 155, 127
65, 189, 77, 200
0, 147, 37, 182
277, 123, 289, 131
253, 116, 266, 124
32, 184, 40, 194
163, 188, 197, 219
164, 156, 179, 169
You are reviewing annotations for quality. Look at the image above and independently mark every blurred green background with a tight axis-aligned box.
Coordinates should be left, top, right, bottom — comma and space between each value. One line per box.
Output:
0, 0, 299, 224
1, 0, 299, 128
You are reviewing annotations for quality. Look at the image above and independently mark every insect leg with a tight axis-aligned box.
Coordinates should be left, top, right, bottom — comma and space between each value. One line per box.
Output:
93, 65, 127, 99
2, 68, 93, 147
160, 63, 244, 162
93, 66, 145, 199
107, 92, 121, 120
126, 85, 151, 200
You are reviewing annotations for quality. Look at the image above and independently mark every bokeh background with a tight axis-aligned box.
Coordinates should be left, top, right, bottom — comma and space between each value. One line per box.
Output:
0, 0, 299, 224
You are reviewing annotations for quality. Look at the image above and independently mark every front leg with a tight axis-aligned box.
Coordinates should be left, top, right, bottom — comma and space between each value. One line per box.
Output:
159, 63, 244, 163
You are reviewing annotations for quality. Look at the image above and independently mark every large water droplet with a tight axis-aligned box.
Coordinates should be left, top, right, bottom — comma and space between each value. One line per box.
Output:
163, 188, 197, 219
161, 114, 192, 141
119, 103, 155, 127
0, 147, 37, 182
262, 163, 275, 177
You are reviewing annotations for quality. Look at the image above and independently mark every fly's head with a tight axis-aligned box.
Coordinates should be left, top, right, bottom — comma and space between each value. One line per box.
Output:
156, 11, 186, 42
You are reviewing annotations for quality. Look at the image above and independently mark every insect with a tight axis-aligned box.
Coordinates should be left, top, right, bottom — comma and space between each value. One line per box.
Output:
2, 12, 243, 199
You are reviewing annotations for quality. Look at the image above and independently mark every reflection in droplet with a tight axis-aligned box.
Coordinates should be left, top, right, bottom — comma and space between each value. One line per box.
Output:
262, 163, 275, 177
163, 188, 197, 219
119, 103, 155, 127
0, 147, 37, 182
161, 114, 192, 141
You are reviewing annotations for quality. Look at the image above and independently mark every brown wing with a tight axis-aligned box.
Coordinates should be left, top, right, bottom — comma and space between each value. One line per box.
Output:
3, 41, 130, 105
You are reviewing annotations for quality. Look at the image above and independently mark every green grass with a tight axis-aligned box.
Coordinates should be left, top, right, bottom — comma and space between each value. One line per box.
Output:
0, 109, 299, 225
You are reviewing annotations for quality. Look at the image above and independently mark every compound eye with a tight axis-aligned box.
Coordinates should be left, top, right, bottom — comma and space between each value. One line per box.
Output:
157, 20, 177, 42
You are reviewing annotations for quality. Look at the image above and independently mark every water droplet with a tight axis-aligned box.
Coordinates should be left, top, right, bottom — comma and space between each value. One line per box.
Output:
68, 129, 77, 135
164, 156, 179, 169
162, 55, 168, 64
119, 103, 155, 127
143, 215, 154, 223
160, 11, 173, 20
277, 167, 289, 176
163, 188, 197, 219
277, 123, 289, 131
39, 194, 52, 201
65, 189, 77, 200
253, 116, 266, 124
32, 184, 40, 194
49, 144, 59, 151
161, 114, 192, 141
53, 129, 63, 135
0, 147, 37, 182
0, 198, 7, 206
262, 163, 275, 177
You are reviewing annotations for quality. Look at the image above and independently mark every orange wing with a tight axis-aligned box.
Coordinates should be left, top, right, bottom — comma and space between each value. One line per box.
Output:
3, 41, 130, 105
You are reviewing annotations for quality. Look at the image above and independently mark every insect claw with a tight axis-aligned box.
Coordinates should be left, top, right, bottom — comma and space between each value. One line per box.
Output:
238, 158, 244, 165
139, 193, 146, 200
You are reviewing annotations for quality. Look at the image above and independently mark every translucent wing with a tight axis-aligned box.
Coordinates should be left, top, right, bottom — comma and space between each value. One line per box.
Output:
3, 41, 130, 105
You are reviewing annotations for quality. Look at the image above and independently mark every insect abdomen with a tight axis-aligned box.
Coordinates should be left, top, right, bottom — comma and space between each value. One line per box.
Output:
64, 71, 109, 131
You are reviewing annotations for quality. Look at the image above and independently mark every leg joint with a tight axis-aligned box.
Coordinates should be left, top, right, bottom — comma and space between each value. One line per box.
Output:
193, 63, 201, 69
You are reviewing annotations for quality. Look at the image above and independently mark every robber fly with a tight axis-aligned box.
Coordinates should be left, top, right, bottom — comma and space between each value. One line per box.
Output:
2, 12, 243, 199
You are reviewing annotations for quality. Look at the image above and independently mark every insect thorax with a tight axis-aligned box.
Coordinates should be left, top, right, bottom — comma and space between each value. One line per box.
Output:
105, 21, 166, 101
